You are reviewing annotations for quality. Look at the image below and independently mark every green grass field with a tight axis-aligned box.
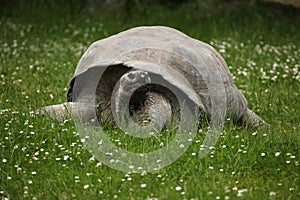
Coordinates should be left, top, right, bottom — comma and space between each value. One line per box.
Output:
1, 1, 299, 199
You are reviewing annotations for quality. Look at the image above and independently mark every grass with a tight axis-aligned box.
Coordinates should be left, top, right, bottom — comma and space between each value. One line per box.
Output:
0, 0, 299, 199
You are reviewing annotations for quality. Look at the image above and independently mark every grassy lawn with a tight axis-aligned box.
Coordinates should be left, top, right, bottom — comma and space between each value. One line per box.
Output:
0, 1, 299, 199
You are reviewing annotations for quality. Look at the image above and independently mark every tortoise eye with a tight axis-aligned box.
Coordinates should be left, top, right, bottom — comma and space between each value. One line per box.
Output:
128, 73, 135, 79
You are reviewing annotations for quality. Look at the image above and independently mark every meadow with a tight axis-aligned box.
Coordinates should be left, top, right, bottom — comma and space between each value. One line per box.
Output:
0, 1, 299, 199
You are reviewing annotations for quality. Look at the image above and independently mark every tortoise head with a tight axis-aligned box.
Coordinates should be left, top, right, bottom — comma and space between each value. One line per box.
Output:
119, 70, 151, 92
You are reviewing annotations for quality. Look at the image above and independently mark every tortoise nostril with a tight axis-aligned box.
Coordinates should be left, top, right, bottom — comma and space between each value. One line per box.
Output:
128, 73, 135, 79
140, 71, 149, 78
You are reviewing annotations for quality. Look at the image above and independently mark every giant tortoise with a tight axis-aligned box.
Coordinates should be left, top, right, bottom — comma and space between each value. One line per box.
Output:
41, 26, 269, 132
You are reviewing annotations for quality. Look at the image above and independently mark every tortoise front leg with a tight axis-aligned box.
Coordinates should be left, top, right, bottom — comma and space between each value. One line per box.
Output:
239, 108, 271, 130
40, 102, 98, 124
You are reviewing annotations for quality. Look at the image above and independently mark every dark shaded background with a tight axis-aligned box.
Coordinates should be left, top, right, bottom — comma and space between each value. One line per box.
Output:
1, 0, 300, 17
